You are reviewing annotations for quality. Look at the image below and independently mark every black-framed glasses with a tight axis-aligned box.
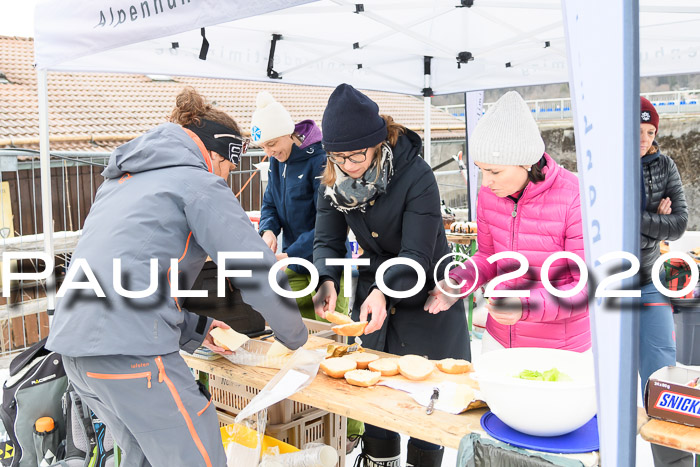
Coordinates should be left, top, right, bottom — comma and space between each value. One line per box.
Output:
327, 148, 369, 165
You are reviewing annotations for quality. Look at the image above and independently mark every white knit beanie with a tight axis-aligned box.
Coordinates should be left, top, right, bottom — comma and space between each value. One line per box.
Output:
250, 91, 295, 144
470, 91, 544, 166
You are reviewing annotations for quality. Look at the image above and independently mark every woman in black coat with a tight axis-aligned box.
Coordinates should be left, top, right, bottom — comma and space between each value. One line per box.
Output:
638, 97, 690, 467
313, 84, 469, 467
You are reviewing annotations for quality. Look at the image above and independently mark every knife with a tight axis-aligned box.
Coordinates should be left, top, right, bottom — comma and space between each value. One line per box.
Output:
426, 387, 440, 415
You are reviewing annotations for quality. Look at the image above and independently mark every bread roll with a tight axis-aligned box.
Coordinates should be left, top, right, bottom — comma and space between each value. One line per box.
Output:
452, 384, 476, 409
324, 311, 354, 326
398, 355, 435, 381
345, 369, 381, 387
345, 352, 379, 369
368, 358, 399, 376
436, 358, 473, 374
209, 327, 249, 352
320, 357, 357, 378
266, 340, 291, 358
332, 321, 368, 337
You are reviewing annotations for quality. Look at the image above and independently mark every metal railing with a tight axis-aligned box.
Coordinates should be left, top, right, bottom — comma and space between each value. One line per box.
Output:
437, 89, 700, 121
0, 148, 267, 356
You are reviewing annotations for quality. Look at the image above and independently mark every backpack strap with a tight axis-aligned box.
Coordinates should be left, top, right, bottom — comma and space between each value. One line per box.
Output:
71, 392, 96, 467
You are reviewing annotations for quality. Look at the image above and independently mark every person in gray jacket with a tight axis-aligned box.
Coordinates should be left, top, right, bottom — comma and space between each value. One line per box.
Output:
46, 87, 308, 467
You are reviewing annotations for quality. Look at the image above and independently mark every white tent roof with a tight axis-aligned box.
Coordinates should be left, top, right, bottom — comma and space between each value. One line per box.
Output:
34, 0, 700, 95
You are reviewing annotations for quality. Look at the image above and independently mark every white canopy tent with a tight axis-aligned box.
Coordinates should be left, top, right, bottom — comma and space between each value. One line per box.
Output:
33, 1, 700, 465
34, 1, 700, 94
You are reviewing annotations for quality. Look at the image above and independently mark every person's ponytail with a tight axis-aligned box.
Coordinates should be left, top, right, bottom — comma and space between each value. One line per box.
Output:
169, 87, 241, 134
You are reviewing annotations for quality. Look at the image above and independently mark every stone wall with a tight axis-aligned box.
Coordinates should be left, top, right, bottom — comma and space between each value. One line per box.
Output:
432, 114, 700, 229
540, 115, 700, 230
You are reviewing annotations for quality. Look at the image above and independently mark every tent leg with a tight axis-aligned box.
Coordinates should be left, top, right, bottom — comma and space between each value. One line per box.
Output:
422, 56, 432, 166
37, 69, 56, 317
463, 93, 471, 221
424, 96, 431, 166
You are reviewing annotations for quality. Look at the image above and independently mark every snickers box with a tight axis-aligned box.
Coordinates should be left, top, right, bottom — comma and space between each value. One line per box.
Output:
645, 366, 700, 427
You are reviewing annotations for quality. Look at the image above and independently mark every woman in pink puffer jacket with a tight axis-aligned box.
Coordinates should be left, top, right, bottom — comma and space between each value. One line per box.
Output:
425, 91, 590, 352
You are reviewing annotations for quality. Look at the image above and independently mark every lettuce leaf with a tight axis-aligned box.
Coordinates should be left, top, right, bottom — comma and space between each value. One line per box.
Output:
515, 368, 572, 382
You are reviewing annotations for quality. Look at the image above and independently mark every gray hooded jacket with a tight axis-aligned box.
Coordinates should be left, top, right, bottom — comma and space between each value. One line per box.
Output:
47, 123, 308, 357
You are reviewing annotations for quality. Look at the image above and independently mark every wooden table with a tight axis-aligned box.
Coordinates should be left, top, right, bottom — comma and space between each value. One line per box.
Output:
640, 417, 700, 454
183, 347, 487, 449
185, 340, 605, 466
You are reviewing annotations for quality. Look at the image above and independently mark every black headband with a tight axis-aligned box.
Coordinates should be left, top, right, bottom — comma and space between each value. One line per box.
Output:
184, 119, 248, 166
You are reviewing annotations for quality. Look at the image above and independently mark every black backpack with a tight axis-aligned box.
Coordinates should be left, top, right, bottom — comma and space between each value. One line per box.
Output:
0, 339, 67, 467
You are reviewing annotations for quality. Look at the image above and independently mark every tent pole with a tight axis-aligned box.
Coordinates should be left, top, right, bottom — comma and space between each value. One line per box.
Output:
424, 97, 431, 166
562, 0, 640, 464
37, 69, 56, 316
463, 93, 472, 222
423, 56, 433, 166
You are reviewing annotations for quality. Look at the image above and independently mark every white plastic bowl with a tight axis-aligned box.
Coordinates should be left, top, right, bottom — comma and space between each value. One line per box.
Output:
475, 347, 597, 437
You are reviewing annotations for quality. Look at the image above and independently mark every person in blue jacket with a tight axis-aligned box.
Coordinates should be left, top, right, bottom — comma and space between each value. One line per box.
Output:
252, 91, 350, 321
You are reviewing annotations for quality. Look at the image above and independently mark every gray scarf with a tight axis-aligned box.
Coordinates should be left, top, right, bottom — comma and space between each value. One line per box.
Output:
323, 143, 394, 213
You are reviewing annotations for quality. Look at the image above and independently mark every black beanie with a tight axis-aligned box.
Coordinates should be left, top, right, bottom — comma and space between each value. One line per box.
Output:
322, 84, 388, 152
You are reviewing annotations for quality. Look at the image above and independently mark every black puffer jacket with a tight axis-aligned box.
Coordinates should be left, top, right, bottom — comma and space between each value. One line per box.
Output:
640, 148, 688, 285
314, 129, 470, 360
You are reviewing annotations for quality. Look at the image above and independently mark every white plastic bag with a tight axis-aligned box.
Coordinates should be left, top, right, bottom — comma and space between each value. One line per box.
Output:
226, 348, 325, 466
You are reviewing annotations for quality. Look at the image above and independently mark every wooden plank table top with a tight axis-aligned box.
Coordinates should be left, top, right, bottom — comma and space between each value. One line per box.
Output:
183, 342, 487, 450
640, 417, 700, 454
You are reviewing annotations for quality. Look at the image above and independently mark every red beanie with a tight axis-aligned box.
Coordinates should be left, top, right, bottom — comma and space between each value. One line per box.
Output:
640, 97, 659, 132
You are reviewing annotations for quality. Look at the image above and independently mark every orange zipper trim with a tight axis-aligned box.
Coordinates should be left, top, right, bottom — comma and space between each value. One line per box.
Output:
167, 231, 193, 312
181, 128, 213, 173
86, 371, 152, 389
197, 397, 212, 417
154, 356, 212, 467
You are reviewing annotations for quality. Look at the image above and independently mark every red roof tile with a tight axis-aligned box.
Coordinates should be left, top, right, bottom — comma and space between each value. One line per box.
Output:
0, 36, 465, 152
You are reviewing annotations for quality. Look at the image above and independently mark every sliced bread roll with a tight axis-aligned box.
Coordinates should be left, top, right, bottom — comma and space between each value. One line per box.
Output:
436, 358, 473, 374
320, 357, 357, 379
398, 355, 435, 381
332, 321, 368, 337
325, 311, 354, 325
266, 340, 291, 358
368, 358, 399, 376
345, 369, 381, 387
452, 384, 476, 409
210, 327, 250, 352
345, 352, 379, 370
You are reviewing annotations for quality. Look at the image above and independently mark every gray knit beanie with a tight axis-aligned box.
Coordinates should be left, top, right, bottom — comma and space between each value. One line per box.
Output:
470, 91, 544, 166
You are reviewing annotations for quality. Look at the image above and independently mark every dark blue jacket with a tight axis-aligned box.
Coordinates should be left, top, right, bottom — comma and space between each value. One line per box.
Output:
259, 141, 326, 274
